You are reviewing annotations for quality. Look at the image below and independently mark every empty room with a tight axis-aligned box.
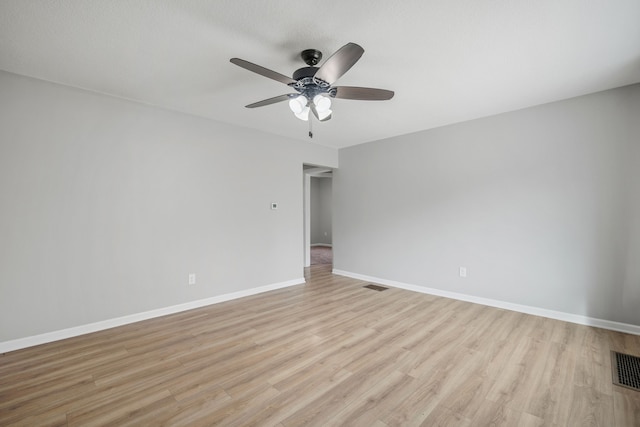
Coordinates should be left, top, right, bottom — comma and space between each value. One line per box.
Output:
1, 1, 640, 426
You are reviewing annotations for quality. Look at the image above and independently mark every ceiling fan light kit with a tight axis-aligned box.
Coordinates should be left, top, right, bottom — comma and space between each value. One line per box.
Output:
230, 42, 394, 136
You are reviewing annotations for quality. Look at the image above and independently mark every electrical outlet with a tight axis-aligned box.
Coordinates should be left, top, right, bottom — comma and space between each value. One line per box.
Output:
188, 273, 196, 285
459, 267, 467, 278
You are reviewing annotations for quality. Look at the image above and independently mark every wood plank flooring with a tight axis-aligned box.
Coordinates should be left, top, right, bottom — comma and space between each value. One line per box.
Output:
1, 264, 640, 426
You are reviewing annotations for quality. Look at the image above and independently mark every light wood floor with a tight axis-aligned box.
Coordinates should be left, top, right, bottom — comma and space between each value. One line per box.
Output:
2, 265, 640, 426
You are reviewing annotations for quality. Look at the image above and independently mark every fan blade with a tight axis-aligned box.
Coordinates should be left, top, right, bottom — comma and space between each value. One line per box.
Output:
333, 86, 394, 100
314, 43, 364, 84
310, 104, 332, 122
230, 58, 296, 85
245, 94, 297, 108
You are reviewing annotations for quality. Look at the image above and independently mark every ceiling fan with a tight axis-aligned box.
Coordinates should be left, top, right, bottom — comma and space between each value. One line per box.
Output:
230, 42, 394, 134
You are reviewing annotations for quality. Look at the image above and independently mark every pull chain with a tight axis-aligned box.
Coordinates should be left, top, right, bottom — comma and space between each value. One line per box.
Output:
308, 116, 313, 139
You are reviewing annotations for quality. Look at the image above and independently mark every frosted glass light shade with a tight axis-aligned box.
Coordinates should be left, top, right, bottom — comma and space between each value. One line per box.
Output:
313, 94, 331, 112
288, 96, 307, 114
294, 106, 310, 121
317, 109, 332, 121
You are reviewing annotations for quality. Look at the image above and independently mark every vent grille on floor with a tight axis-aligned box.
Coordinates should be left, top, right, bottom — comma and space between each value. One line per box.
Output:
611, 351, 640, 391
363, 284, 388, 292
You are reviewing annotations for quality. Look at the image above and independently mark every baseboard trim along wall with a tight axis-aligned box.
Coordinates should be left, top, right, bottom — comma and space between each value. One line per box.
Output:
0, 277, 306, 354
333, 269, 640, 336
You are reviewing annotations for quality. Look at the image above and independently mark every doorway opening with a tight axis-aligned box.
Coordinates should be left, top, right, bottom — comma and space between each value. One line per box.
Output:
303, 166, 333, 267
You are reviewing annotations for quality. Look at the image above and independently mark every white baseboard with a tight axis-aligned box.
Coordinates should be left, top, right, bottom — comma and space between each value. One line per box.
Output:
332, 269, 640, 336
310, 243, 332, 247
0, 277, 305, 354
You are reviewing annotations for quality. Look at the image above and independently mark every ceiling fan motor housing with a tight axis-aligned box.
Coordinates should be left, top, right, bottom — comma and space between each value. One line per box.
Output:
292, 49, 336, 100
291, 62, 335, 101
292, 66, 318, 81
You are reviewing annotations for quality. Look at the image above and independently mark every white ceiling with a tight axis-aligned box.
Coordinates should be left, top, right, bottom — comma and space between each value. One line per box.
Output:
1, 1, 639, 148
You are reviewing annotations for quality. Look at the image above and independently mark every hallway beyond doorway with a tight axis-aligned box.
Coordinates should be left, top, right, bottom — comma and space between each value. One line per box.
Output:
310, 246, 332, 265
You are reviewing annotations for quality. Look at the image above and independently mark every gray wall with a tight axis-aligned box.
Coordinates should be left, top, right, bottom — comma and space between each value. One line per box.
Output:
334, 84, 640, 326
0, 71, 338, 342
310, 177, 332, 245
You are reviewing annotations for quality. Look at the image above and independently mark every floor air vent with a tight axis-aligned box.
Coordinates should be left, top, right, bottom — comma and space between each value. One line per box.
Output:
611, 351, 640, 391
363, 284, 388, 292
